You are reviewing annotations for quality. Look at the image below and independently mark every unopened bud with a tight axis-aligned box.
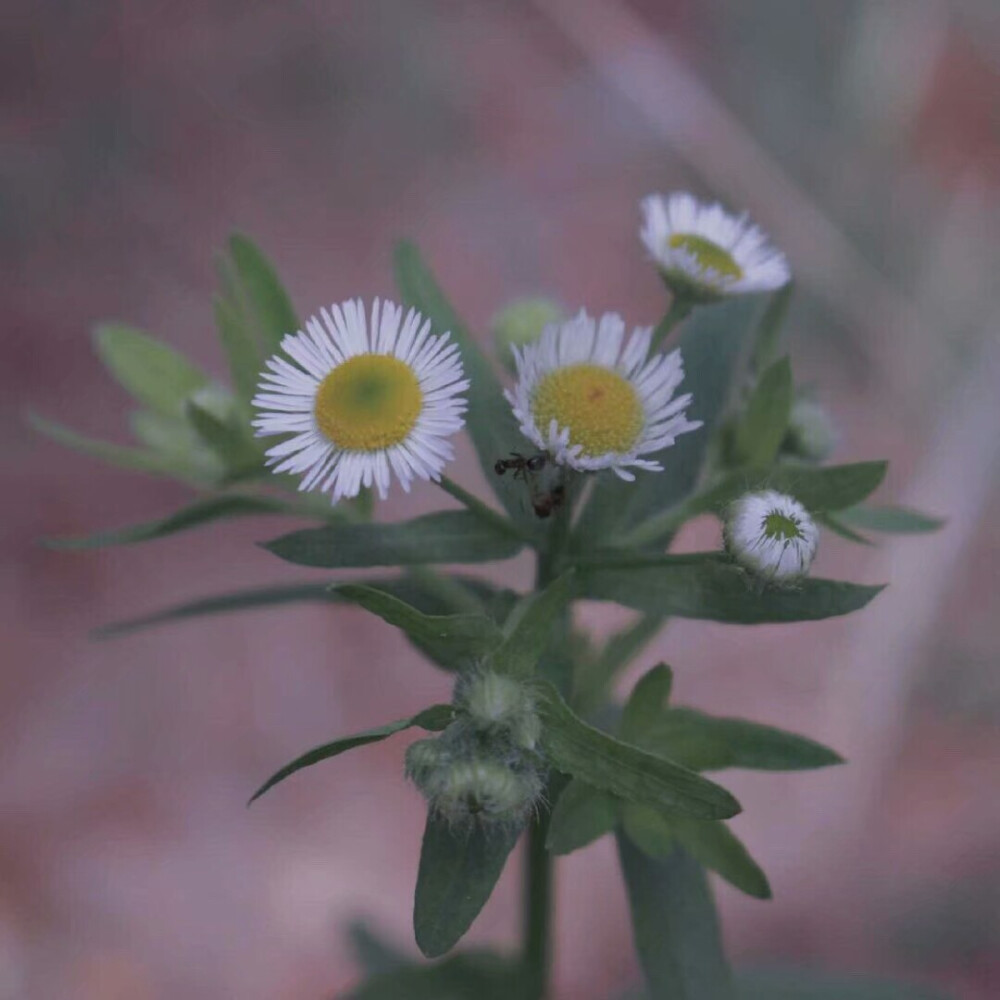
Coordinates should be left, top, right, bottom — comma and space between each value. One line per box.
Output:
492, 299, 562, 372
783, 397, 837, 463
455, 671, 541, 750
724, 489, 818, 583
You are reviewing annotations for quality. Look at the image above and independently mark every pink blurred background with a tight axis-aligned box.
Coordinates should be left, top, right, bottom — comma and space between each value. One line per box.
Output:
3, 1, 999, 997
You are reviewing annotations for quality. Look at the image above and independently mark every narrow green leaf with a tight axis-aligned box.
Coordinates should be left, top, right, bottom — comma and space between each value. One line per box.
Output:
735, 968, 952, 1000
580, 556, 884, 623
733, 356, 793, 467
621, 663, 674, 741
751, 282, 793, 373
263, 510, 525, 569
346, 921, 408, 977
248, 704, 454, 804
185, 396, 260, 474
536, 683, 741, 820
546, 778, 619, 855
817, 511, 874, 546
393, 241, 535, 529
413, 812, 522, 959
333, 584, 504, 671
93, 324, 209, 418
618, 833, 734, 999
488, 572, 574, 679
575, 613, 666, 714
213, 293, 261, 408
228, 234, 299, 355
347, 951, 523, 1000
28, 411, 199, 480
44, 495, 293, 550
642, 708, 844, 772
622, 800, 676, 858
576, 296, 762, 543
839, 504, 946, 534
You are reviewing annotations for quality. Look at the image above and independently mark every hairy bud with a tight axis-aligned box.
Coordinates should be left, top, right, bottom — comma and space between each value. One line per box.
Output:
724, 489, 819, 583
455, 670, 541, 751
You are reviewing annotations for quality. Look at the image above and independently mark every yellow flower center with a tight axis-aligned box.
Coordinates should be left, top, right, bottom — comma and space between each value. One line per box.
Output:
314, 354, 422, 451
669, 232, 743, 279
532, 364, 643, 457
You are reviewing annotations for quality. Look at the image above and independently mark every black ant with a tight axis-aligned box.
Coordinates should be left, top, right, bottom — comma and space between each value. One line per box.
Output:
493, 451, 548, 480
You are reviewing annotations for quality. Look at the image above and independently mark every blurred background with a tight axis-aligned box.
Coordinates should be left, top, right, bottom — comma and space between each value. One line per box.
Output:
3, 1, 999, 997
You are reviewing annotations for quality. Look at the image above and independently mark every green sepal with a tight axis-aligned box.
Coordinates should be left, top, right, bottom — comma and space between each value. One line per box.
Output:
93, 323, 210, 418
393, 242, 536, 532
641, 707, 844, 772
535, 682, 741, 821
43, 495, 294, 550
621, 663, 674, 741
839, 504, 945, 534
262, 510, 525, 568
332, 584, 504, 672
579, 555, 884, 623
487, 572, 574, 679
732, 356, 793, 467
622, 804, 771, 899
618, 833, 734, 999
248, 704, 454, 805
413, 812, 523, 959
546, 778, 619, 855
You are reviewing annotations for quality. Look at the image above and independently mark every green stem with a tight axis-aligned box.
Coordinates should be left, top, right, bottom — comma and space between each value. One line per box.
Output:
650, 294, 694, 352
436, 474, 533, 542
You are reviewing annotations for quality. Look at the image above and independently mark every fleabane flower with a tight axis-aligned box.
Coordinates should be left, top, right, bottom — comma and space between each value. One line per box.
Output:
640, 192, 790, 301
506, 311, 701, 480
252, 298, 468, 503
724, 490, 819, 582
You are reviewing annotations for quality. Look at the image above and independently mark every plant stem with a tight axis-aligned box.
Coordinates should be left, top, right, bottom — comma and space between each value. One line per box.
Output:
650, 293, 694, 352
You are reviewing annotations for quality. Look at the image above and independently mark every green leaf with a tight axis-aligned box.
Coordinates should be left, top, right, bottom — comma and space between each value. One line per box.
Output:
576, 296, 762, 544
816, 511, 874, 546
750, 282, 793, 373
624, 461, 888, 549
333, 584, 504, 672
185, 395, 260, 474
393, 241, 538, 531
94, 574, 508, 639
413, 813, 522, 959
248, 704, 454, 804
623, 805, 771, 899
44, 495, 293, 550
580, 555, 884, 623
733, 356, 793, 467
347, 952, 523, 1000
263, 510, 525, 569
621, 663, 674, 741
536, 683, 741, 820
213, 294, 261, 408
575, 613, 666, 714
839, 504, 945, 534
735, 968, 952, 1000
488, 572, 574, 679
345, 921, 408, 978
93, 324, 210, 418
618, 833, 734, 999
641, 708, 843, 772
227, 234, 299, 355
28, 411, 200, 480
546, 778, 619, 855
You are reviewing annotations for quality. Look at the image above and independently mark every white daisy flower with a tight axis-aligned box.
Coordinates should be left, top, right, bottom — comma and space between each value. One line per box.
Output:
252, 298, 469, 503
505, 310, 702, 481
640, 192, 790, 301
724, 490, 819, 582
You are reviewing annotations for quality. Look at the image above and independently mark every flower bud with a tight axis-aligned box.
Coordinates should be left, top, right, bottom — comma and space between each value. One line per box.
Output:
455, 670, 541, 751
724, 489, 819, 583
491, 299, 562, 372
783, 396, 837, 463
431, 758, 543, 827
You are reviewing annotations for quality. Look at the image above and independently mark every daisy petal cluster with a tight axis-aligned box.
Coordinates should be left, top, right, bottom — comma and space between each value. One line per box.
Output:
505, 310, 702, 481
640, 192, 790, 301
253, 298, 468, 503
724, 490, 819, 582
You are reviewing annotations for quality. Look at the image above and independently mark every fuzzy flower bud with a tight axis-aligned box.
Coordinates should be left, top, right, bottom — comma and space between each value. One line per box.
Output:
783, 396, 837, 463
455, 670, 542, 751
724, 489, 819, 583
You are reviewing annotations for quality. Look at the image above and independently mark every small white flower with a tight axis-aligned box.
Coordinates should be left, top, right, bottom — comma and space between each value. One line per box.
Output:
640, 192, 790, 301
505, 311, 702, 481
253, 298, 468, 503
725, 490, 819, 582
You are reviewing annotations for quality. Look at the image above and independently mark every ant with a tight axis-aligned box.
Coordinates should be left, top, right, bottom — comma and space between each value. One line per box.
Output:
493, 451, 548, 480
